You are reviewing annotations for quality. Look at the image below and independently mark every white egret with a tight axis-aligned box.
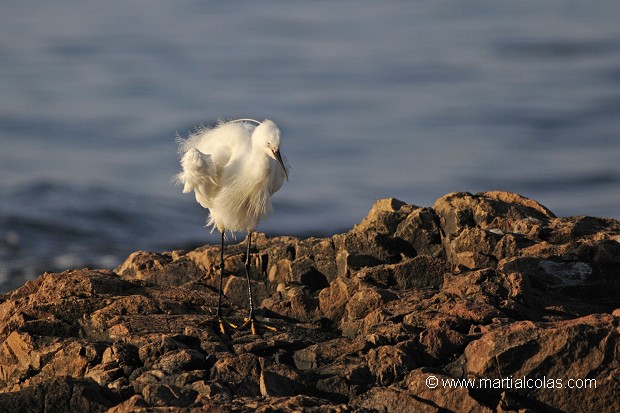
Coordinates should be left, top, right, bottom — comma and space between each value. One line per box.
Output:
176, 118, 289, 334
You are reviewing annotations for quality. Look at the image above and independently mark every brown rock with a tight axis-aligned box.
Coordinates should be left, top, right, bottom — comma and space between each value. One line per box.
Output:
484, 191, 556, 218
259, 362, 308, 397
0, 191, 618, 412
85, 362, 125, 387
335, 249, 382, 279
434, 191, 555, 238
394, 207, 444, 258
293, 337, 369, 371
345, 287, 397, 321
0, 377, 122, 413
191, 379, 232, 401
115, 251, 203, 287
406, 368, 493, 413
264, 284, 319, 321
440, 298, 504, 326
500, 256, 620, 314
418, 328, 467, 365
463, 314, 620, 413
291, 255, 331, 291
152, 349, 208, 374
35, 269, 134, 300
294, 237, 338, 282
353, 198, 413, 235
211, 353, 261, 397
318, 277, 359, 321
545, 215, 620, 244
352, 387, 439, 413
357, 255, 449, 290
443, 227, 502, 269
254, 395, 357, 413
366, 345, 416, 385
333, 230, 414, 267
222, 273, 269, 310
141, 382, 197, 407
37, 340, 104, 381
106, 395, 149, 413
0, 333, 65, 390
267, 258, 293, 285
315, 355, 372, 388
138, 336, 189, 367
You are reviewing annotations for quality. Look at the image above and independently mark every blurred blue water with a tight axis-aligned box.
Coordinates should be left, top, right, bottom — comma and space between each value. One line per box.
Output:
1, 1, 619, 291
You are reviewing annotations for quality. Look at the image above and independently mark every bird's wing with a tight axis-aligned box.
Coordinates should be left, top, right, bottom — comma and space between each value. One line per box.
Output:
193, 122, 253, 169
176, 122, 255, 209
177, 148, 218, 208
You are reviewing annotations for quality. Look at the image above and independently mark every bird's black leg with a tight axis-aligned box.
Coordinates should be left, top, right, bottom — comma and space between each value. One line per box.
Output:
240, 231, 277, 334
217, 231, 224, 318
240, 231, 276, 335
244, 230, 256, 333
214, 231, 238, 334
216, 231, 226, 333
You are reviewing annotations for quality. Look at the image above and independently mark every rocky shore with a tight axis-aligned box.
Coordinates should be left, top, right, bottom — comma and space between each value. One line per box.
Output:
1, 191, 619, 412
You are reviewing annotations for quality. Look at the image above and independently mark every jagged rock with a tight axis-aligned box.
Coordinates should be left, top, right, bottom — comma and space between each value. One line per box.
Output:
417, 328, 467, 365
293, 337, 369, 371
141, 382, 197, 407
345, 287, 397, 321
0, 332, 63, 389
333, 229, 415, 270
462, 313, 620, 413
222, 273, 270, 309
366, 345, 416, 385
405, 368, 494, 412
259, 362, 309, 397
0, 377, 122, 413
262, 283, 320, 321
434, 191, 557, 269
315, 355, 372, 397
0, 191, 618, 412
352, 386, 440, 412
210, 352, 261, 397
394, 207, 445, 258
357, 255, 449, 289
294, 237, 338, 283
115, 251, 203, 287
153, 349, 208, 374
433, 191, 555, 237
443, 226, 503, 269
318, 277, 359, 321
36, 340, 105, 383
354, 198, 413, 234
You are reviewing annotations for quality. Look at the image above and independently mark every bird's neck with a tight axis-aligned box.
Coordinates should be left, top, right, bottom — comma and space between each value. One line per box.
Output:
247, 146, 271, 180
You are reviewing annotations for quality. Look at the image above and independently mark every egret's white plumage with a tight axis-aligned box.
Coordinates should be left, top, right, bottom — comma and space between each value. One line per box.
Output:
175, 118, 289, 332
176, 119, 289, 233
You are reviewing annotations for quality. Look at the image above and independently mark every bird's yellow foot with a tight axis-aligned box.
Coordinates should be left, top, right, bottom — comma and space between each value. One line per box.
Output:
217, 317, 238, 335
240, 317, 277, 335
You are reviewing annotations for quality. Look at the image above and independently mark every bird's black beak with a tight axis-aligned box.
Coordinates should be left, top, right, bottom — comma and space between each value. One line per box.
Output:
273, 149, 288, 181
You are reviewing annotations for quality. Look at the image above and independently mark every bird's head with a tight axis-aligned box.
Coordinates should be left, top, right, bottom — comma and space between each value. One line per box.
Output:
254, 119, 288, 180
